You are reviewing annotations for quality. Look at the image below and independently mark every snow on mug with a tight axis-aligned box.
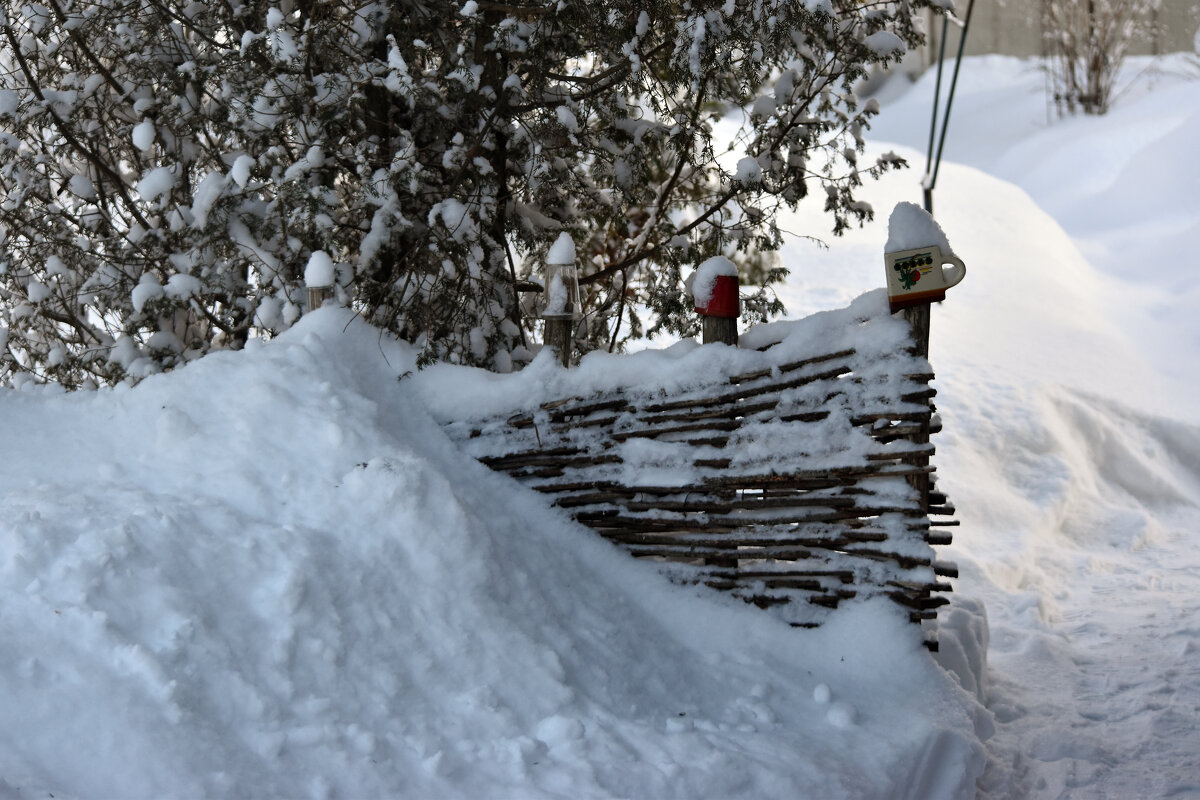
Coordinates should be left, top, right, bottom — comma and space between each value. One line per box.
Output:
884, 245, 966, 313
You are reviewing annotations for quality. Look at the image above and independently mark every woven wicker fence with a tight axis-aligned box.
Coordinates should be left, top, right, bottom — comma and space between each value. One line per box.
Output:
442, 317, 958, 646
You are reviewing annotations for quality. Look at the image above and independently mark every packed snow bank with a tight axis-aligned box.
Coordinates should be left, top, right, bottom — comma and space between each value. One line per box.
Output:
867, 54, 1200, 416
933, 378, 1200, 798
771, 140, 1188, 424
785, 54, 1200, 797
0, 307, 985, 799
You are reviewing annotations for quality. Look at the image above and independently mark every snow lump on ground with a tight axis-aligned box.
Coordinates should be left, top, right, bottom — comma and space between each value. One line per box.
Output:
0, 306, 985, 799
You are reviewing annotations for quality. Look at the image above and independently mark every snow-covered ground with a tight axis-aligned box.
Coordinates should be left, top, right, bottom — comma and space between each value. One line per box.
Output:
0, 308, 987, 799
773, 54, 1200, 797
2, 54, 1198, 798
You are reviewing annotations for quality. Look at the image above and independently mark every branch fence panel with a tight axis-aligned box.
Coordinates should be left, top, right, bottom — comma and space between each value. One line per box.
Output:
442, 327, 957, 646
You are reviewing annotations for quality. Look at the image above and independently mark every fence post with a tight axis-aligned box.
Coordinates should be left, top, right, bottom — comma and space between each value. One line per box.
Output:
305, 251, 336, 313
702, 316, 738, 346
903, 305, 930, 360
544, 318, 573, 368
884, 217, 964, 516
697, 272, 739, 570
698, 274, 740, 346
306, 285, 334, 312
903, 305, 932, 512
542, 233, 581, 368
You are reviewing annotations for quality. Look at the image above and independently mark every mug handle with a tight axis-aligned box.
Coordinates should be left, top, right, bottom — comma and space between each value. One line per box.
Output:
941, 254, 966, 288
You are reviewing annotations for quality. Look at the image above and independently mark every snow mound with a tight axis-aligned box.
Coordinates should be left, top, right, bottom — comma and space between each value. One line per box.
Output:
0, 307, 985, 799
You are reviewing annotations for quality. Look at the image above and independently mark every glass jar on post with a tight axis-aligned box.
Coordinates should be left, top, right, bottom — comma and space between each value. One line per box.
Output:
542, 233, 581, 367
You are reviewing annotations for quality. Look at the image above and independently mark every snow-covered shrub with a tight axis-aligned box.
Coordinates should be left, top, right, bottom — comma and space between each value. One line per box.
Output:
1042, 0, 1157, 115
0, 0, 935, 385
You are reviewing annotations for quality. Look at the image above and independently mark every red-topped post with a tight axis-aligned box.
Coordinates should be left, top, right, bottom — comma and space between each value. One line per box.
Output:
692, 258, 740, 346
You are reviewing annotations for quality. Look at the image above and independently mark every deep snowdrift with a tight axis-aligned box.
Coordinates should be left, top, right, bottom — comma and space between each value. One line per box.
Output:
0, 308, 985, 799
769, 54, 1200, 797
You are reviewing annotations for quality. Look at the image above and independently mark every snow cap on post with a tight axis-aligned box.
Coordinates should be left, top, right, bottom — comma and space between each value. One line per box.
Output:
305, 251, 337, 312
305, 251, 336, 288
690, 256, 740, 318
886, 202, 953, 255
546, 231, 576, 265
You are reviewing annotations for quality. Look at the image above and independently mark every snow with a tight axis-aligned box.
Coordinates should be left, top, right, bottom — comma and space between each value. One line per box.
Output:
304, 144, 325, 168
734, 155, 762, 184
44, 255, 68, 276
886, 201, 953, 253
229, 154, 255, 188
0, 89, 18, 117
304, 250, 335, 287
254, 295, 284, 329
0, 308, 983, 799
1, 52, 1199, 800
132, 118, 155, 151
770, 53, 1200, 797
25, 280, 50, 303
130, 274, 164, 313
546, 230, 575, 264
636, 10, 650, 37
136, 165, 177, 203
67, 173, 96, 200
555, 104, 579, 133
189, 169, 227, 229
429, 198, 477, 243
750, 94, 776, 118
164, 273, 201, 300
864, 31, 906, 57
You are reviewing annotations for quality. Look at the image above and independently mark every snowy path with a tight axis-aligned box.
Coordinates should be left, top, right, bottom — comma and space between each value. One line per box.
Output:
933, 372, 1200, 797
827, 56, 1200, 797
975, 507, 1200, 797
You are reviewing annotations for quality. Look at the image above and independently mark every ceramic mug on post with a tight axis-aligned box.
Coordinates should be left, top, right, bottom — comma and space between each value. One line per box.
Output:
884, 245, 966, 313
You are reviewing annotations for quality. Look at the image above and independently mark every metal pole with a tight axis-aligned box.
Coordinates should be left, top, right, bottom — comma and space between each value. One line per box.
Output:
923, 16, 951, 214
925, 0, 978, 213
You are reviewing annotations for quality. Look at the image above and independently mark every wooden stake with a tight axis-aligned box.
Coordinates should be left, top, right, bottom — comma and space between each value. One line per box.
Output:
698, 273, 739, 346
903, 303, 932, 511
903, 304, 930, 360
544, 317, 573, 367
306, 285, 334, 311
699, 289, 738, 566
702, 316, 738, 346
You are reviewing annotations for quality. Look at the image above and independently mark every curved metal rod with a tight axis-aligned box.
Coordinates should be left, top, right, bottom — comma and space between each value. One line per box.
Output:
923, 0, 977, 215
